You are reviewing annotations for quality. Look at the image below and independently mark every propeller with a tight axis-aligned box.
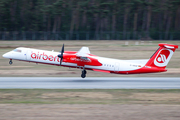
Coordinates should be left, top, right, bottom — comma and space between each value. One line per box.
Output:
57, 44, 64, 66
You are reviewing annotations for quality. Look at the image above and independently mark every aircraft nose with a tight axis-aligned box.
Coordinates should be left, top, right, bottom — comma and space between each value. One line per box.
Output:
2, 52, 10, 58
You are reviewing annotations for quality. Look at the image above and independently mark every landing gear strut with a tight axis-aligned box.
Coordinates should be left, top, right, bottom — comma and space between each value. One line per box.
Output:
81, 68, 87, 78
9, 59, 13, 65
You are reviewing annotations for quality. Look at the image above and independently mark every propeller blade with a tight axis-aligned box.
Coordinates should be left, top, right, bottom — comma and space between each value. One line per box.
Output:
57, 44, 64, 66
61, 44, 64, 54
60, 58, 63, 65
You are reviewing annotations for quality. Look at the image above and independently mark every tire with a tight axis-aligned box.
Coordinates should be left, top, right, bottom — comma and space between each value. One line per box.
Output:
81, 70, 87, 78
9, 61, 13, 65
81, 74, 85, 78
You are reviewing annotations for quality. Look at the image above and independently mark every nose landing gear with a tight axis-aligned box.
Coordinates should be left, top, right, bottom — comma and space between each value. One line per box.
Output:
9, 59, 13, 65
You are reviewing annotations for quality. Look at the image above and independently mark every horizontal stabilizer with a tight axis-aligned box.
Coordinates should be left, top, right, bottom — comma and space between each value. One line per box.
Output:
159, 43, 178, 49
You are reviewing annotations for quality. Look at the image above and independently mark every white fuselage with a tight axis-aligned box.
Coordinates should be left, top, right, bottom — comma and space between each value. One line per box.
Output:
3, 47, 148, 73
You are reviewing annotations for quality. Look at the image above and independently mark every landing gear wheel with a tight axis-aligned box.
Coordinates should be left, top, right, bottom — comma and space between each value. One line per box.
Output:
9, 60, 13, 65
81, 70, 87, 78
81, 73, 86, 78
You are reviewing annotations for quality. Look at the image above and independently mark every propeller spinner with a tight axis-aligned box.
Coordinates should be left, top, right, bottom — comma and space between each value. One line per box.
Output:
57, 44, 64, 66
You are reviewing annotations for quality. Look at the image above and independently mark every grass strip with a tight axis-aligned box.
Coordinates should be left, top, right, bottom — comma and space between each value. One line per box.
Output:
0, 89, 180, 104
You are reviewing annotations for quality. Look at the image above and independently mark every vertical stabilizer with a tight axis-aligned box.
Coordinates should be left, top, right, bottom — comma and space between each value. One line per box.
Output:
145, 43, 178, 68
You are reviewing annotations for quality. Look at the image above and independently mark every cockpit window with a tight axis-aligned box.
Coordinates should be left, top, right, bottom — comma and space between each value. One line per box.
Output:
13, 49, 21, 52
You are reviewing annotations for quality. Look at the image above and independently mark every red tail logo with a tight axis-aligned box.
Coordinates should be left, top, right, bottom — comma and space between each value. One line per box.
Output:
154, 49, 173, 67
155, 49, 170, 63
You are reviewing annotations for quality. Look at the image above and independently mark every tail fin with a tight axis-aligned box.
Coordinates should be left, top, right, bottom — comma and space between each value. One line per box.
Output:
145, 43, 178, 68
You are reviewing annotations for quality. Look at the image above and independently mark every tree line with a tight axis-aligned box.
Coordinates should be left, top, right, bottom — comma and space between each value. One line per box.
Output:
0, 0, 180, 37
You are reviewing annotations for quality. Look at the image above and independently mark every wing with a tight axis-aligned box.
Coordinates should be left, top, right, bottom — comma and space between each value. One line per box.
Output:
76, 47, 90, 57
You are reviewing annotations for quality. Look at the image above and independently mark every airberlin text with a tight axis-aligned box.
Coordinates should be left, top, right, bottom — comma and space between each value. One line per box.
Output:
31, 52, 60, 62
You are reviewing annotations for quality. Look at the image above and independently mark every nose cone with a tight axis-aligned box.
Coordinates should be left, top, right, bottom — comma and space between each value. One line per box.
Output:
2, 52, 10, 58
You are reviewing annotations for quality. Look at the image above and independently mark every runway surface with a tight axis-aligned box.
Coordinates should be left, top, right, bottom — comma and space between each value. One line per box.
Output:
0, 77, 180, 89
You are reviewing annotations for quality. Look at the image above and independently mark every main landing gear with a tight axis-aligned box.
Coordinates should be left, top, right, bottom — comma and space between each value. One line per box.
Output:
9, 59, 13, 65
81, 68, 87, 78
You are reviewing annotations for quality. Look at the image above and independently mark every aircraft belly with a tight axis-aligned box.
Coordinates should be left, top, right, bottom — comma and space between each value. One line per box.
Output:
62, 62, 77, 67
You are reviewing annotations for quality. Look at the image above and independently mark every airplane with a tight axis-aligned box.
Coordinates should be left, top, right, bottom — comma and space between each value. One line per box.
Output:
2, 43, 178, 78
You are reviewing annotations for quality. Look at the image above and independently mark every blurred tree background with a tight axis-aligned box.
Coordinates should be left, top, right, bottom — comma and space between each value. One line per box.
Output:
0, 0, 180, 40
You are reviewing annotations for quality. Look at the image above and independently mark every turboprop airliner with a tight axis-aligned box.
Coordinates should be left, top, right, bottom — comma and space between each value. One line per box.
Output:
2, 43, 178, 78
